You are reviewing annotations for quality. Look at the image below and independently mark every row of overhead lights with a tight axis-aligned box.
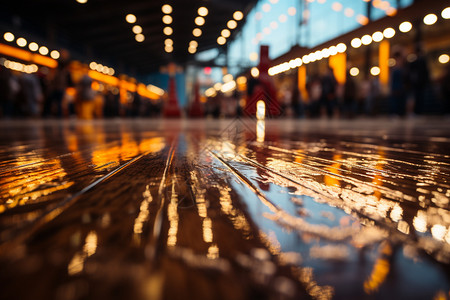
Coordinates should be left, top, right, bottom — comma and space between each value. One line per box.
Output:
189, 7, 209, 54
217, 11, 243, 46
252, 4, 296, 45
125, 14, 145, 42
268, 43, 347, 76
268, 6, 450, 77
3, 32, 60, 59
89, 62, 115, 76
0, 58, 38, 74
162, 4, 174, 53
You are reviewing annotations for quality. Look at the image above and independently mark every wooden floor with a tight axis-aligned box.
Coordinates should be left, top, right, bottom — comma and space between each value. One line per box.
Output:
0, 118, 449, 300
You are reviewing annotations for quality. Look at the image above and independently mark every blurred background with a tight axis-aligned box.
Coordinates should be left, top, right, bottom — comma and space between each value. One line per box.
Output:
0, 0, 449, 120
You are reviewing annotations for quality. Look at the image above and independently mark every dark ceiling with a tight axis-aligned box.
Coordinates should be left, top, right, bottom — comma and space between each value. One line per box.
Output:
2, 0, 257, 75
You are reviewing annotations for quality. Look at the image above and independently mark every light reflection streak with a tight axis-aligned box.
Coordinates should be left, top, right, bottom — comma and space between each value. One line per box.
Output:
133, 184, 153, 242
256, 120, 265, 143
167, 180, 179, 247
68, 231, 98, 275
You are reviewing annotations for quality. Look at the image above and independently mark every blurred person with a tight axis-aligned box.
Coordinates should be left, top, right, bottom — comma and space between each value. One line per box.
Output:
0, 66, 19, 118
319, 66, 338, 118
291, 83, 304, 118
342, 69, 357, 119
17, 73, 43, 117
440, 63, 450, 116
306, 74, 322, 117
76, 68, 95, 119
45, 50, 73, 117
408, 46, 430, 115
389, 49, 408, 117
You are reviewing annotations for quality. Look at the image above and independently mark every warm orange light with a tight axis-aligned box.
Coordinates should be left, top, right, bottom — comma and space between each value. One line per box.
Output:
132, 25, 142, 34
165, 39, 173, 46
193, 28, 202, 37
32, 54, 58, 68
162, 15, 173, 24
162, 4, 172, 14
164, 27, 173, 35
227, 20, 237, 29
379, 40, 390, 85
126, 14, 137, 24
195, 16, 205, 26
357, 15, 369, 25
217, 36, 226, 45
0, 43, 32, 61
88, 70, 119, 86
233, 11, 243, 21
221, 29, 231, 38
198, 7, 208, 16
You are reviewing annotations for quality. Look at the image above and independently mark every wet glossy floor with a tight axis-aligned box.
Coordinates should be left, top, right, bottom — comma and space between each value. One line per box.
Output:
0, 118, 449, 300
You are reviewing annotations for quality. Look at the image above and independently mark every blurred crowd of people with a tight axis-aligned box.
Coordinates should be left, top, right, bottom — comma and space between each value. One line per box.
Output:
0, 54, 162, 119
1, 46, 450, 120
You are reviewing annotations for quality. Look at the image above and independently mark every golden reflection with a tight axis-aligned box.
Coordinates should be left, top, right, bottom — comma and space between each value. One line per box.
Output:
431, 224, 447, 242
207, 244, 219, 259
133, 185, 153, 237
68, 230, 98, 275
413, 210, 427, 233
0, 154, 74, 212
202, 217, 213, 243
324, 154, 342, 187
390, 204, 403, 222
218, 187, 251, 236
196, 194, 207, 218
291, 266, 334, 300
256, 120, 265, 143
167, 181, 179, 247
364, 242, 392, 294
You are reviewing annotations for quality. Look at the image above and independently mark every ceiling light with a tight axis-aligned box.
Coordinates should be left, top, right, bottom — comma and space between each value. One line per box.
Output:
3, 32, 14, 42
132, 25, 142, 34
439, 54, 450, 64
336, 43, 347, 53
193, 28, 202, 37
135, 34, 145, 42
195, 16, 205, 26
162, 15, 173, 24
279, 14, 287, 23
249, 52, 258, 62
423, 13, 437, 25
165, 38, 173, 46
370, 66, 380, 76
16, 37, 27, 47
383, 27, 395, 38
372, 31, 383, 42
189, 40, 198, 47
162, 4, 172, 14
89, 62, 97, 70
442, 7, 450, 19
262, 4, 271, 12
50, 50, 60, 59
126, 14, 137, 24
361, 34, 372, 45
233, 11, 243, 21
227, 20, 237, 29
165, 45, 173, 53
28, 42, 38, 51
399, 21, 412, 33
351, 37, 362, 48
221, 29, 230, 38
76, 0, 87, 3
39, 46, 49, 55
288, 7, 296, 16
164, 27, 173, 35
188, 47, 197, 54
198, 7, 208, 16
251, 67, 259, 78
350, 67, 359, 77
217, 36, 226, 45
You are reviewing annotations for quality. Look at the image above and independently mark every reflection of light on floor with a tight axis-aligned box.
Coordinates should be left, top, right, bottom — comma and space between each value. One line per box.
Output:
203, 217, 213, 243
390, 204, 403, 222
167, 180, 179, 247
413, 211, 427, 233
256, 100, 266, 121
431, 224, 447, 242
207, 244, 219, 259
68, 231, 98, 275
134, 185, 153, 235
256, 120, 265, 143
